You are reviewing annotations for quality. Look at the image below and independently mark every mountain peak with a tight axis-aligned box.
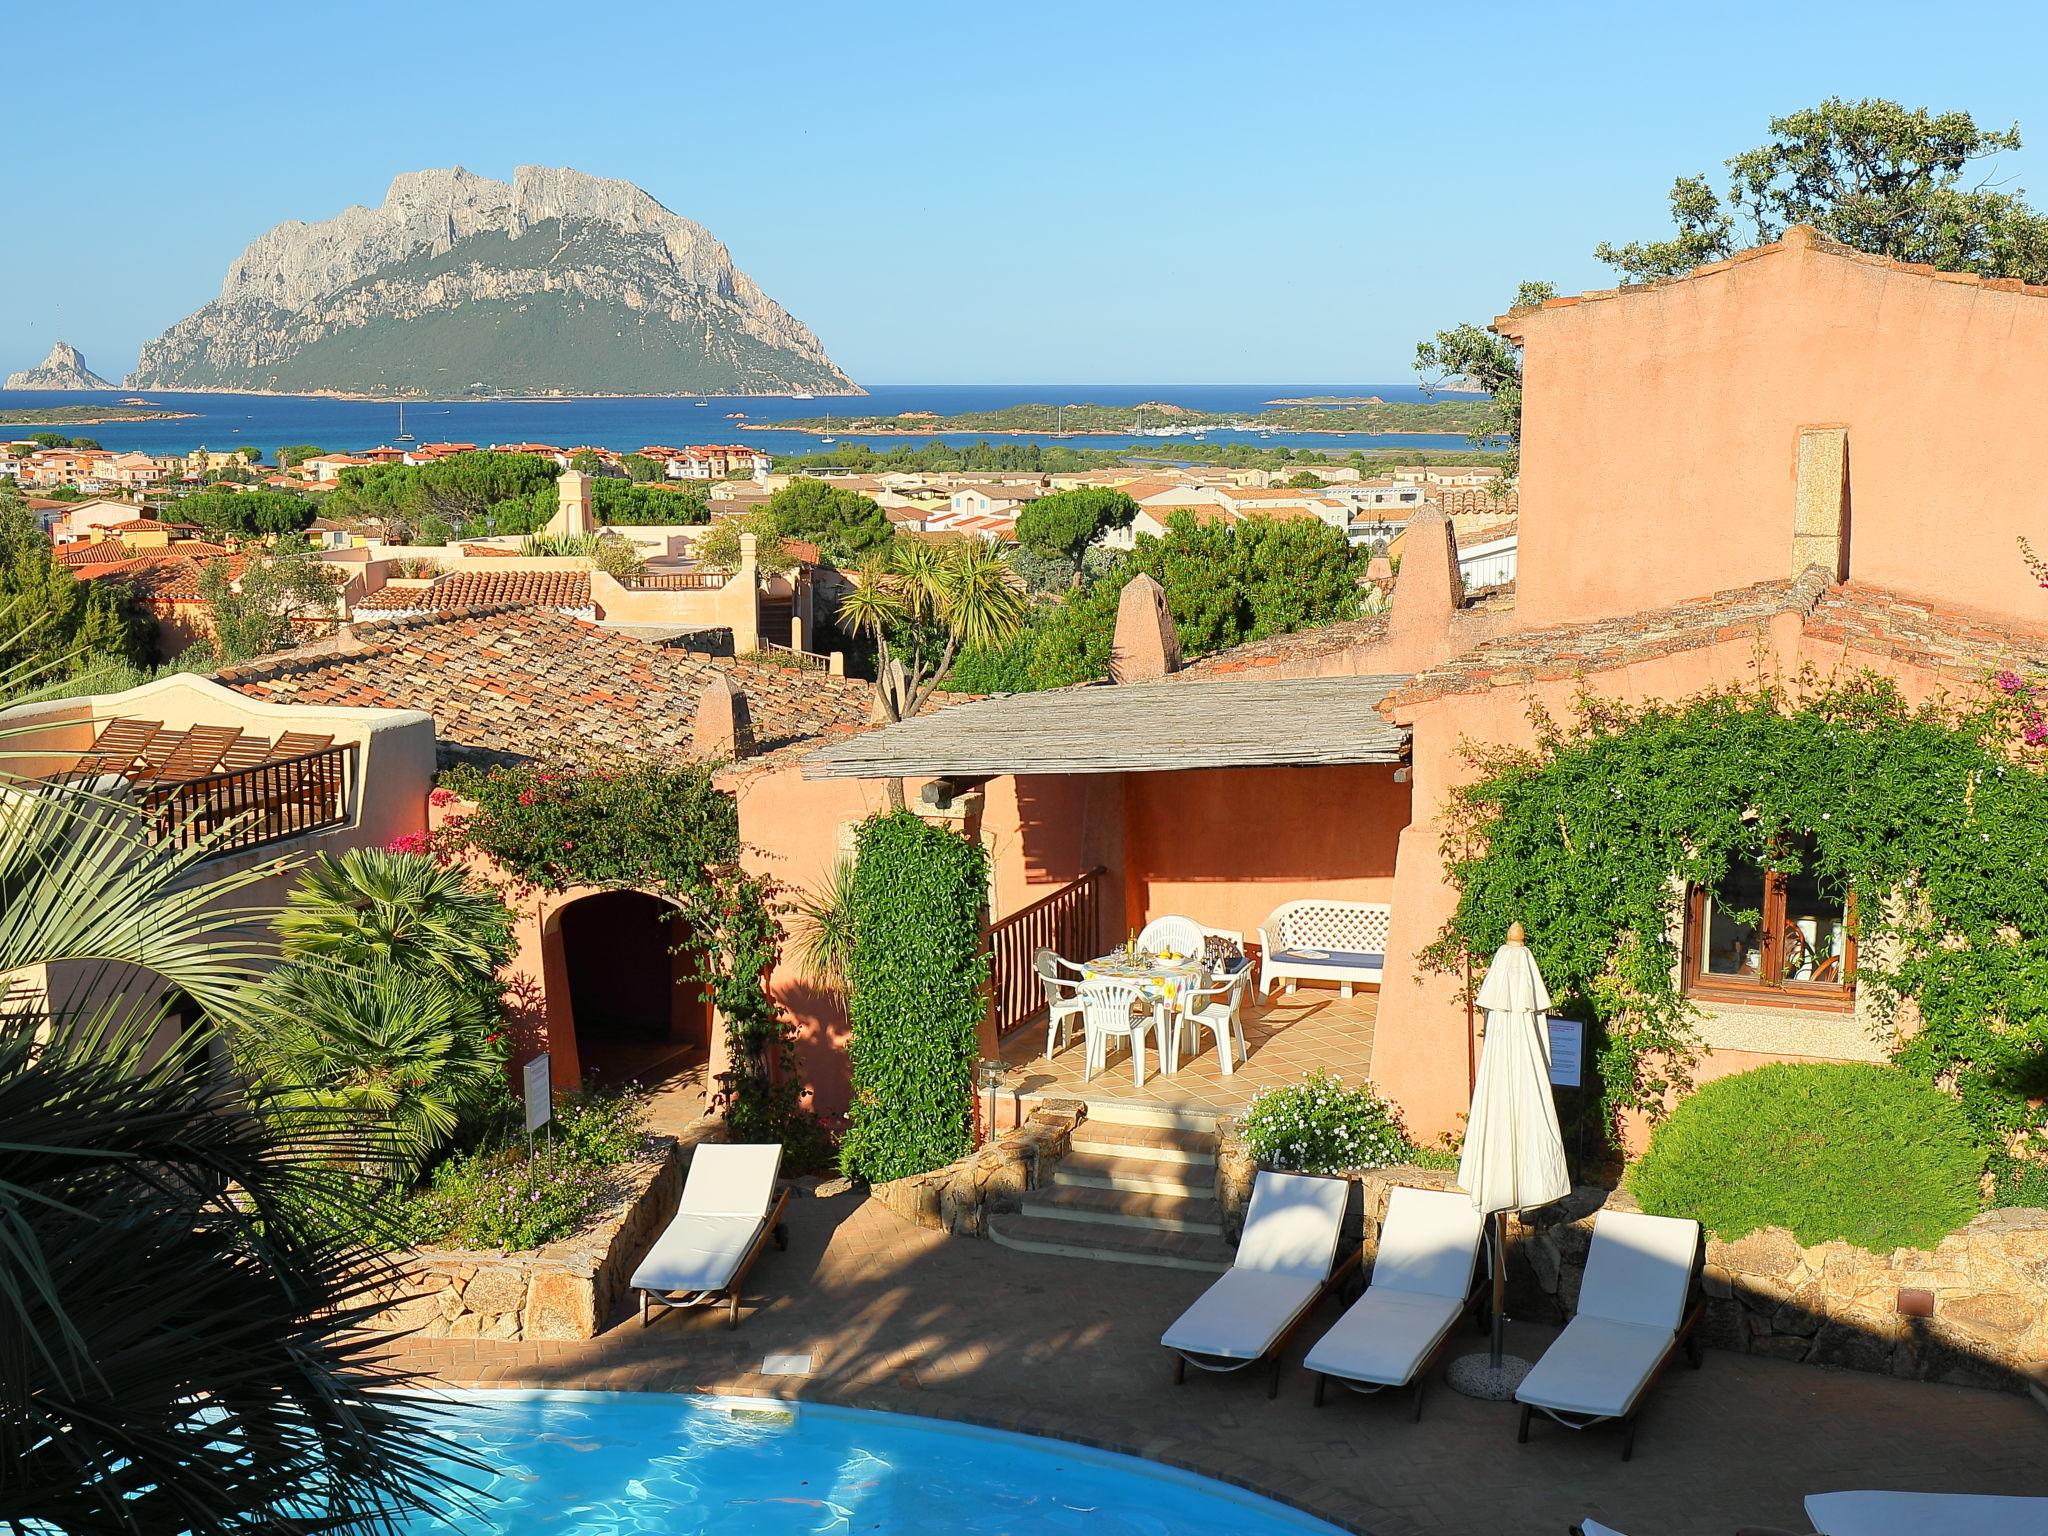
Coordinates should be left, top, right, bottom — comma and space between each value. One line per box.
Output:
132, 166, 856, 398
6, 341, 116, 391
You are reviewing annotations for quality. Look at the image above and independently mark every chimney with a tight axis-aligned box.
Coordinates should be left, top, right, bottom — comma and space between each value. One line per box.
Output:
547, 470, 595, 538
1109, 572, 1181, 682
692, 673, 756, 761
1792, 427, 1850, 581
1387, 509, 1464, 651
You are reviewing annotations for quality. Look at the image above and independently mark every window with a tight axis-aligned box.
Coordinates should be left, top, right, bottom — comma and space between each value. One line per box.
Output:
1683, 836, 1855, 1007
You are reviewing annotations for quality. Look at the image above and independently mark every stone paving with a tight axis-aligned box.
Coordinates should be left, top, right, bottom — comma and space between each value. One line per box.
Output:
376, 1184, 2048, 1535
999, 985, 1380, 1117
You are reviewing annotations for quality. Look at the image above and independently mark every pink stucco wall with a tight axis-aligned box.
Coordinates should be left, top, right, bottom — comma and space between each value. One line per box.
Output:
1505, 230, 2048, 630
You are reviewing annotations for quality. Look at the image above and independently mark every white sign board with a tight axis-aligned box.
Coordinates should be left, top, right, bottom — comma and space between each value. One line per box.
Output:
1546, 1019, 1584, 1089
523, 1052, 553, 1133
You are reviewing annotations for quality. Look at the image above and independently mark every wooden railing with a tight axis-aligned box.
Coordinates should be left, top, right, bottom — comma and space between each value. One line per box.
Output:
983, 867, 1107, 1041
619, 570, 728, 591
150, 746, 358, 857
749, 640, 831, 673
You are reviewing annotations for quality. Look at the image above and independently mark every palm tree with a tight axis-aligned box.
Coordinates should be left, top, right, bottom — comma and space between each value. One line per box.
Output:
0, 618, 477, 1532
790, 856, 858, 988
240, 960, 508, 1180
837, 538, 1027, 808
276, 846, 513, 1017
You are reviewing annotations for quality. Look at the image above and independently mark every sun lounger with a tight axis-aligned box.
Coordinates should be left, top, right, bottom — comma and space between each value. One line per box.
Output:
1303, 1186, 1487, 1418
68, 717, 160, 779
631, 1142, 789, 1329
1804, 1491, 2048, 1536
1161, 1170, 1357, 1398
1517, 1208, 1703, 1460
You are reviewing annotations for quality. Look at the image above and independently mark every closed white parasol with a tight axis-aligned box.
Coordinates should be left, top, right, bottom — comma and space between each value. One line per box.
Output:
1450, 922, 1571, 1397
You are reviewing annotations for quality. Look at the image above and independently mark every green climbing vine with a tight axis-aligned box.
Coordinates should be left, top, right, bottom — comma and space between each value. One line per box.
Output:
434, 758, 825, 1162
838, 810, 991, 1184
1423, 671, 2048, 1165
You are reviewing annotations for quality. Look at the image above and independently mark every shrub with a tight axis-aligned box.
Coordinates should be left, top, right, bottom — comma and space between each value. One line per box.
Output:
1240, 1069, 1413, 1174
1626, 1063, 1984, 1251
386, 1088, 652, 1250
838, 811, 989, 1183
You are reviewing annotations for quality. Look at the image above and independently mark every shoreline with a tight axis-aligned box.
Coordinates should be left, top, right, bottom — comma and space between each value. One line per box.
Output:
98, 385, 871, 404
749, 423, 1477, 440
0, 410, 199, 427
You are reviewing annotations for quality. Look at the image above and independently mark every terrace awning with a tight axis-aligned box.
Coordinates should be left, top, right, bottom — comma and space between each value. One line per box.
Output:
801, 674, 1412, 779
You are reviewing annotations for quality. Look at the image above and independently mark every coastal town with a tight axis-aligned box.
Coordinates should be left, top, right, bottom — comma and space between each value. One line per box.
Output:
7, 29, 2048, 1536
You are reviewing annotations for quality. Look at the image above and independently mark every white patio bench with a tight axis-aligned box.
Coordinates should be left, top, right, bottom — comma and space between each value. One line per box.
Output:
1257, 900, 1392, 998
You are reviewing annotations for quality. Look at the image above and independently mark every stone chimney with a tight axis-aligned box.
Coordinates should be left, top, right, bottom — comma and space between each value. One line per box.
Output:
1109, 572, 1181, 682
692, 674, 755, 761
547, 470, 595, 538
1791, 426, 1850, 581
1387, 509, 1464, 653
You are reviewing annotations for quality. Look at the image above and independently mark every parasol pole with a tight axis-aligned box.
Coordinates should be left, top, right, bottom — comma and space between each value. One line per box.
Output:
1488, 922, 1524, 1369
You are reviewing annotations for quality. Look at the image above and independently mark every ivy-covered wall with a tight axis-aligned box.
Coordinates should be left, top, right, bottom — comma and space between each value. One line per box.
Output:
839, 810, 991, 1184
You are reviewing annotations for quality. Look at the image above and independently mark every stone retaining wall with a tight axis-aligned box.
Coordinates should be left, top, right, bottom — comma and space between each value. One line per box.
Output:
1213, 1119, 2048, 1392
365, 1135, 686, 1342
870, 1101, 1085, 1235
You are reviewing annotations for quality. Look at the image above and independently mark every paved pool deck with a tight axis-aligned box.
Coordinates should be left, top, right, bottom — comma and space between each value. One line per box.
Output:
377, 1187, 2048, 1535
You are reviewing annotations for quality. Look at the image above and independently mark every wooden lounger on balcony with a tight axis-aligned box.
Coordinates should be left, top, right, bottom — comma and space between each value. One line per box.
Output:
267, 731, 335, 760
69, 717, 162, 779
215, 733, 279, 772
149, 725, 244, 782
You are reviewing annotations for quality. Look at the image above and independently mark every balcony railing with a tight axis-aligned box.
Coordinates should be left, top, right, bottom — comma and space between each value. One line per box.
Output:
146, 745, 358, 857
983, 867, 1107, 1041
747, 641, 831, 673
618, 570, 728, 591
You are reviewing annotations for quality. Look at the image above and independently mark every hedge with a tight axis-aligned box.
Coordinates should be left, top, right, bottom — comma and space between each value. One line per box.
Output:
838, 811, 989, 1184
1625, 1063, 1984, 1252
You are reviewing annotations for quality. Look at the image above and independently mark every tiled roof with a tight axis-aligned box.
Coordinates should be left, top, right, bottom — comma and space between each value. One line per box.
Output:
355, 570, 592, 612
215, 607, 875, 767
1171, 615, 1393, 680
108, 554, 247, 601
1391, 571, 1832, 705
58, 541, 139, 567
459, 542, 519, 557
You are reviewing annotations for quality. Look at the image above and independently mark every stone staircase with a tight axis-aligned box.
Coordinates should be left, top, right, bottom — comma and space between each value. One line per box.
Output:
989, 1102, 1233, 1271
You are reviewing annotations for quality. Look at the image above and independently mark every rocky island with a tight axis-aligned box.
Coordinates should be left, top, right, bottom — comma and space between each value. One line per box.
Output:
130, 166, 862, 399
763, 397, 1497, 437
6, 342, 117, 391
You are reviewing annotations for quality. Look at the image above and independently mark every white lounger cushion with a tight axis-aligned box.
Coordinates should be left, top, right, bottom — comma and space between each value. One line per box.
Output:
630, 1213, 765, 1295
1161, 1269, 1325, 1361
1303, 1288, 1463, 1387
680, 1142, 784, 1218
1371, 1188, 1485, 1299
1806, 1491, 2048, 1536
1576, 1208, 1698, 1331
1233, 1171, 1351, 1279
1516, 1316, 1671, 1419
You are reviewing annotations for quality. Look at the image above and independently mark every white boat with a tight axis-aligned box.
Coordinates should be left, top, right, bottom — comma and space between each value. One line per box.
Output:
791, 391, 815, 400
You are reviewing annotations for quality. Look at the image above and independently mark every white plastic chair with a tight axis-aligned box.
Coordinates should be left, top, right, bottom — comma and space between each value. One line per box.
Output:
1080, 977, 1159, 1086
1034, 947, 1087, 1060
1136, 915, 1204, 957
1173, 966, 1251, 1074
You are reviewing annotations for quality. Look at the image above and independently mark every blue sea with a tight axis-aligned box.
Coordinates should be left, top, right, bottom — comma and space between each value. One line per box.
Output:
0, 383, 1494, 459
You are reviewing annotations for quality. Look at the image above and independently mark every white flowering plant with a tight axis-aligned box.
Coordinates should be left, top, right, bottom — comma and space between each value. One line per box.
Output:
1240, 1069, 1412, 1175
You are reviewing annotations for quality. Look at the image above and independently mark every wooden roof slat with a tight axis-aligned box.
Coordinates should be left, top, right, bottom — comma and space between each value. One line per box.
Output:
802, 674, 1411, 779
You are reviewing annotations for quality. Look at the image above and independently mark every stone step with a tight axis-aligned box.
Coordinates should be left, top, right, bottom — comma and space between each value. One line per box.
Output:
1067, 1119, 1216, 1168
1060, 1097, 1222, 1135
1055, 1150, 1211, 1198
1020, 1183, 1224, 1235
988, 1213, 1233, 1273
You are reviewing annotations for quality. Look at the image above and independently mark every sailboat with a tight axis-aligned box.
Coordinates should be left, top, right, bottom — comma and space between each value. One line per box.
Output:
820, 410, 836, 445
396, 401, 416, 443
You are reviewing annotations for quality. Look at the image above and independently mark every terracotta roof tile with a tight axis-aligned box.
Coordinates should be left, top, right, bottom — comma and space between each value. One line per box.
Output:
214, 607, 874, 767
1172, 615, 1393, 680
356, 570, 592, 612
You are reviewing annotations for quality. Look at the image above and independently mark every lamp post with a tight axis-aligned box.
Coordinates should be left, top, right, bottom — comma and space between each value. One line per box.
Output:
977, 1058, 1003, 1144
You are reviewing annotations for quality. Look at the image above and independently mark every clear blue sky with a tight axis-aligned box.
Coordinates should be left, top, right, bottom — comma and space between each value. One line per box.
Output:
9, 0, 2048, 386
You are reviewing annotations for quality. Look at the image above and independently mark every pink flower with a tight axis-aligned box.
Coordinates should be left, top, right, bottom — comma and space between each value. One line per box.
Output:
517, 790, 537, 806
385, 832, 431, 855
428, 787, 456, 807
561, 839, 576, 850
1997, 670, 2025, 695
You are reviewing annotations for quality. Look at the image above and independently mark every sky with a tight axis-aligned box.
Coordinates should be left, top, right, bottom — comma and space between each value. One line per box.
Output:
9, 0, 2048, 386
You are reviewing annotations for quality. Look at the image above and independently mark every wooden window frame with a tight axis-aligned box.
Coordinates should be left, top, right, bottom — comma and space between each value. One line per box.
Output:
1683, 875, 1857, 1012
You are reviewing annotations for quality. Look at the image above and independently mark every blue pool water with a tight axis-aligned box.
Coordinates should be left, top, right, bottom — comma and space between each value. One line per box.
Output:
402, 1391, 1342, 1534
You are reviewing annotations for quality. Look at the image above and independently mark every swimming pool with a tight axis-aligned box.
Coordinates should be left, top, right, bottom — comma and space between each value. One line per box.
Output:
404, 1390, 1344, 1534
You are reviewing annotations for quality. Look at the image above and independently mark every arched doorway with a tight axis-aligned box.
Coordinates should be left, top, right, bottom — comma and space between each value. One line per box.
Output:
549, 891, 710, 1094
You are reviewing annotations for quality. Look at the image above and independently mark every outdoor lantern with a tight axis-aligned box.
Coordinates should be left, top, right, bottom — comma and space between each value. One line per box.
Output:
977, 1059, 1003, 1144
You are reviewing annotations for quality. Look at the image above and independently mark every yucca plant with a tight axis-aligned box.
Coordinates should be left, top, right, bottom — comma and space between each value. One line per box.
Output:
791, 856, 858, 988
